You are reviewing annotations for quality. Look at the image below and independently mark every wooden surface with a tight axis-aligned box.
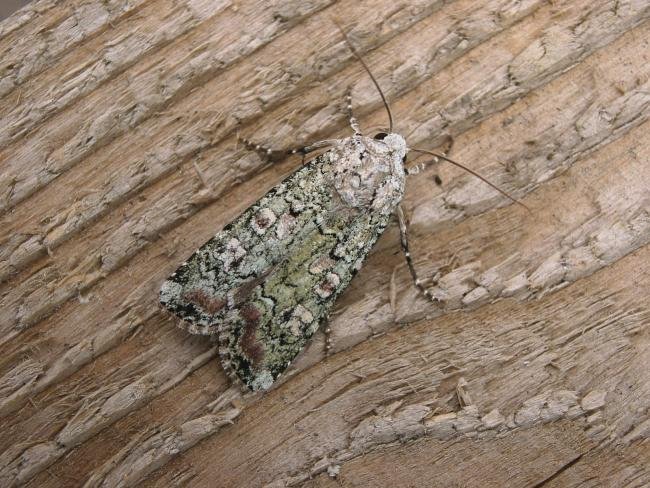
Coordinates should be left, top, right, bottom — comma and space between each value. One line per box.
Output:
0, 1, 30, 22
0, 0, 649, 486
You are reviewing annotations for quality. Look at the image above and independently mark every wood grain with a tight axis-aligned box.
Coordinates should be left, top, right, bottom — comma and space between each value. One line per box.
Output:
0, 0, 648, 486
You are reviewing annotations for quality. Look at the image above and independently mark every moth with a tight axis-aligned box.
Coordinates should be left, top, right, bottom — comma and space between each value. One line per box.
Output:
160, 26, 522, 392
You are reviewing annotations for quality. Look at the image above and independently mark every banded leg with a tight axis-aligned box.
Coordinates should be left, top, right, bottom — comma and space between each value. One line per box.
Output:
405, 135, 454, 179
396, 205, 440, 302
345, 89, 362, 135
406, 161, 443, 186
238, 134, 336, 164
324, 323, 332, 354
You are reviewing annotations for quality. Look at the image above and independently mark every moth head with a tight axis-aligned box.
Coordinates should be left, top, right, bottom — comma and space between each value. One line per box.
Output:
374, 132, 407, 164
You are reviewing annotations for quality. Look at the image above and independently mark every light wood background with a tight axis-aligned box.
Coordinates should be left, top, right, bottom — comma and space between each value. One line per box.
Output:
1, 0, 649, 486
0, 1, 30, 22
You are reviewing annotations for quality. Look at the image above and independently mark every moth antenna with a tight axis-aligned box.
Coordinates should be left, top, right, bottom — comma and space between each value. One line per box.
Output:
410, 148, 531, 212
332, 19, 394, 133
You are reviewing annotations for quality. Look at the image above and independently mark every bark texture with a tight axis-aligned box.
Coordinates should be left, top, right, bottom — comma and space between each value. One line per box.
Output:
0, 0, 649, 486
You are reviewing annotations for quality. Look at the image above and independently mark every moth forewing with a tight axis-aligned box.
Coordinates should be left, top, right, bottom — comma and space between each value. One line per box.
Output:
160, 22, 526, 392
160, 135, 407, 391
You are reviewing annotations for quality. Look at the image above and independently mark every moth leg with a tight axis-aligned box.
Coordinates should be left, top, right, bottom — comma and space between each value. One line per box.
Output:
290, 139, 338, 161
324, 323, 332, 355
406, 160, 443, 186
237, 134, 335, 164
345, 90, 362, 135
405, 135, 454, 179
396, 204, 440, 302
237, 134, 287, 163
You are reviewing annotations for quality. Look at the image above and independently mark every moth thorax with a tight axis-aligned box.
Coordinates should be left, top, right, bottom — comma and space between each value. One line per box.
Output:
331, 136, 406, 214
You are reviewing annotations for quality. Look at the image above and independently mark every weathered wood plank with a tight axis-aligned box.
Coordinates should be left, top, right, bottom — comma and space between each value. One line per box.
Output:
0, 0, 648, 486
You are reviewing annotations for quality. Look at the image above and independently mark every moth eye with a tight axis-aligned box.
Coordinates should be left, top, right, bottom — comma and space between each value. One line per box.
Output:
373, 132, 388, 140
402, 155, 407, 163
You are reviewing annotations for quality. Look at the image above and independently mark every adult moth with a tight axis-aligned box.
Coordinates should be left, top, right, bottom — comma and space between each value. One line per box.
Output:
160, 26, 523, 392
